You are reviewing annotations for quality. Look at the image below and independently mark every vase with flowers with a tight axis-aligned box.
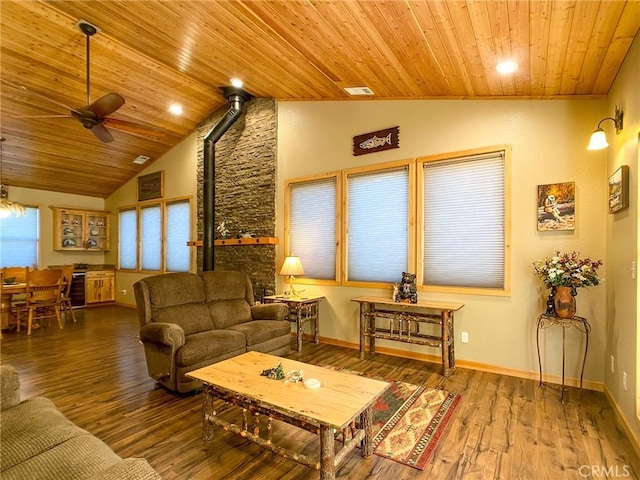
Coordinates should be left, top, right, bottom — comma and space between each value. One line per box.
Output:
532, 251, 603, 318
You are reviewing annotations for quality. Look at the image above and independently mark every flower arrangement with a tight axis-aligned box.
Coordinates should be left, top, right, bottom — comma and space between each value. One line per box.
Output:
532, 251, 603, 289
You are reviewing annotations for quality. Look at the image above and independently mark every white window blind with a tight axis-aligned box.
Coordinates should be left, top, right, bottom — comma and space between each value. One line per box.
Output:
423, 151, 505, 289
289, 177, 337, 280
141, 205, 161, 271
347, 167, 409, 282
118, 209, 137, 270
0, 206, 39, 268
165, 201, 190, 272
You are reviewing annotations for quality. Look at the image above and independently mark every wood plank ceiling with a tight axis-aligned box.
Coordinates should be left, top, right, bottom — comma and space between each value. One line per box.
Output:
1, 1, 638, 198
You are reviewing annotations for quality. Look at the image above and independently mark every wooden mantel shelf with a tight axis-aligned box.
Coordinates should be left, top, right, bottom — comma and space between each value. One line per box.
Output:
187, 237, 279, 247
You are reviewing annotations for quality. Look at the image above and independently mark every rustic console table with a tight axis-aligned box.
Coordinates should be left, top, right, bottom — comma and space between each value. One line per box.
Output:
351, 296, 464, 376
263, 295, 324, 352
536, 313, 591, 403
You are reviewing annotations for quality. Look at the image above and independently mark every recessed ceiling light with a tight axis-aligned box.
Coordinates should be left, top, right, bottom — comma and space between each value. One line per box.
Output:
344, 86, 375, 96
168, 103, 183, 115
496, 61, 518, 75
230, 77, 243, 88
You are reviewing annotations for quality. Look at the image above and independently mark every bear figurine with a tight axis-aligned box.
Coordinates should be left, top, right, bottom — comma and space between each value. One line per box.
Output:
398, 272, 418, 304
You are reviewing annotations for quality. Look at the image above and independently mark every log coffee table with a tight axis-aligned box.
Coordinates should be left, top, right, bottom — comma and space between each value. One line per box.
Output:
187, 351, 389, 480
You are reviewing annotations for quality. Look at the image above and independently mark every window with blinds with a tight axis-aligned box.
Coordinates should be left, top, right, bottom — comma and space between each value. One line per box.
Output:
287, 175, 338, 281
118, 197, 191, 273
165, 201, 190, 272
118, 209, 137, 270
346, 165, 410, 283
421, 149, 507, 290
0, 206, 39, 268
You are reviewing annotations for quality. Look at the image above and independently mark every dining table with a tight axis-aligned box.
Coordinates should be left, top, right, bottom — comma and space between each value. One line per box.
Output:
1, 283, 26, 330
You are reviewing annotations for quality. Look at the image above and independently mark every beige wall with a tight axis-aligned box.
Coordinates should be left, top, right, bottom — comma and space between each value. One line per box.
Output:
4, 186, 106, 268
104, 133, 199, 305
605, 32, 640, 444
277, 98, 609, 387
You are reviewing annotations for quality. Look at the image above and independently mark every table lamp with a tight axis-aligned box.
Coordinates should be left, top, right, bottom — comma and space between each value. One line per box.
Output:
279, 255, 305, 297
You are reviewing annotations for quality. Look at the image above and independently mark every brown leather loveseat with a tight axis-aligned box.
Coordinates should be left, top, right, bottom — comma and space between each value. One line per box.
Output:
133, 271, 290, 393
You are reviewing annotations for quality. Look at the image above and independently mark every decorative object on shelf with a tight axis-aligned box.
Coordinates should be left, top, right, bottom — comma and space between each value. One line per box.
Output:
0, 137, 27, 218
236, 228, 255, 239
216, 221, 229, 238
90, 229, 99, 236
260, 363, 285, 380
86, 239, 98, 248
537, 182, 575, 231
63, 227, 74, 235
137, 170, 164, 201
353, 126, 399, 156
398, 272, 418, 303
608, 165, 629, 213
62, 238, 76, 247
279, 255, 305, 297
96, 221, 104, 227
392, 283, 400, 302
587, 106, 623, 150
532, 251, 603, 319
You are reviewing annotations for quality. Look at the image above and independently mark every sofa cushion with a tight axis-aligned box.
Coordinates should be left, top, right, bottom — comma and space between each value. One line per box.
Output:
227, 320, 291, 347
145, 272, 206, 308
1, 434, 124, 480
175, 329, 247, 367
207, 299, 252, 329
153, 303, 213, 336
0, 396, 89, 471
200, 271, 254, 303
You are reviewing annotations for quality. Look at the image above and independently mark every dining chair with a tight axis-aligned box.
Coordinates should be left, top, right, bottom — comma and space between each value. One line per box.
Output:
16, 268, 63, 335
59, 265, 77, 323
2, 266, 29, 319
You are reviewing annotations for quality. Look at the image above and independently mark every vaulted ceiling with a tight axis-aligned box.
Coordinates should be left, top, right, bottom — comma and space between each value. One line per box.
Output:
1, 1, 638, 198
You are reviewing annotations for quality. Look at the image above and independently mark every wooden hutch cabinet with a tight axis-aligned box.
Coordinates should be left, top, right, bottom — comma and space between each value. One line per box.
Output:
51, 207, 110, 251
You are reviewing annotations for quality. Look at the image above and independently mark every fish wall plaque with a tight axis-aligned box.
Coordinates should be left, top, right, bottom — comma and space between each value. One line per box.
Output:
353, 126, 399, 156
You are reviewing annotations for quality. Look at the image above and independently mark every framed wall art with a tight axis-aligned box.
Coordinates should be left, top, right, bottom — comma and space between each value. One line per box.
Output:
138, 171, 164, 201
537, 182, 575, 231
608, 165, 629, 214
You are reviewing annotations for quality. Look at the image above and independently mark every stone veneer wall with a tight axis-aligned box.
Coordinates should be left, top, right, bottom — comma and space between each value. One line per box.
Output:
196, 98, 278, 298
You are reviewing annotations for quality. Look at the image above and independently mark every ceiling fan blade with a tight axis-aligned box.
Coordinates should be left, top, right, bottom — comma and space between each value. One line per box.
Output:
7, 114, 74, 119
9, 84, 84, 116
89, 93, 125, 117
103, 118, 166, 140
89, 123, 114, 143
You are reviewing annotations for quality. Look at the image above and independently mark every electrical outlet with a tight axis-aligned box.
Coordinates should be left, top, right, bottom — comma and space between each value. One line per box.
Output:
461, 331, 469, 343
610, 355, 615, 373
623, 372, 627, 391
120, 289, 127, 295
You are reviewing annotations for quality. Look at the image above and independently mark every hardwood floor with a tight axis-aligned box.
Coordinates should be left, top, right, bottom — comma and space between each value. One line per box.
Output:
1, 305, 638, 479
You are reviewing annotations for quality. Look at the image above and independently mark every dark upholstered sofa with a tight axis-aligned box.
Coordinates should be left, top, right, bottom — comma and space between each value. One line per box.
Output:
0, 365, 161, 480
133, 271, 290, 393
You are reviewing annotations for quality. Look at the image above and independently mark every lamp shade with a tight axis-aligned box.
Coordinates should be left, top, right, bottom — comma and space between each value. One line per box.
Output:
587, 129, 608, 150
279, 256, 305, 276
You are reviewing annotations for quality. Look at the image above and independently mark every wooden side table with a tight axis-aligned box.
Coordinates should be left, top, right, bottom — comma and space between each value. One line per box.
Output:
536, 313, 591, 403
263, 295, 324, 352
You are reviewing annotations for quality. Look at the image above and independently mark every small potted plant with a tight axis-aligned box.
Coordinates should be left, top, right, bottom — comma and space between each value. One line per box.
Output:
532, 251, 603, 318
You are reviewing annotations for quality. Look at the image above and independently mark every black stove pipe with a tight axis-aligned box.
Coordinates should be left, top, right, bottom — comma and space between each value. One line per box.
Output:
202, 86, 253, 272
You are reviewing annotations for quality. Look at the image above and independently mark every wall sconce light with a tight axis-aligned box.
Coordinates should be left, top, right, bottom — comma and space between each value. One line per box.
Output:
587, 106, 624, 150
279, 255, 305, 297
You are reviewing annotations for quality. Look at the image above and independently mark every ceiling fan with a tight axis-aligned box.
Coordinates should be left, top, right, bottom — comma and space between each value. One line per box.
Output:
11, 20, 165, 143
